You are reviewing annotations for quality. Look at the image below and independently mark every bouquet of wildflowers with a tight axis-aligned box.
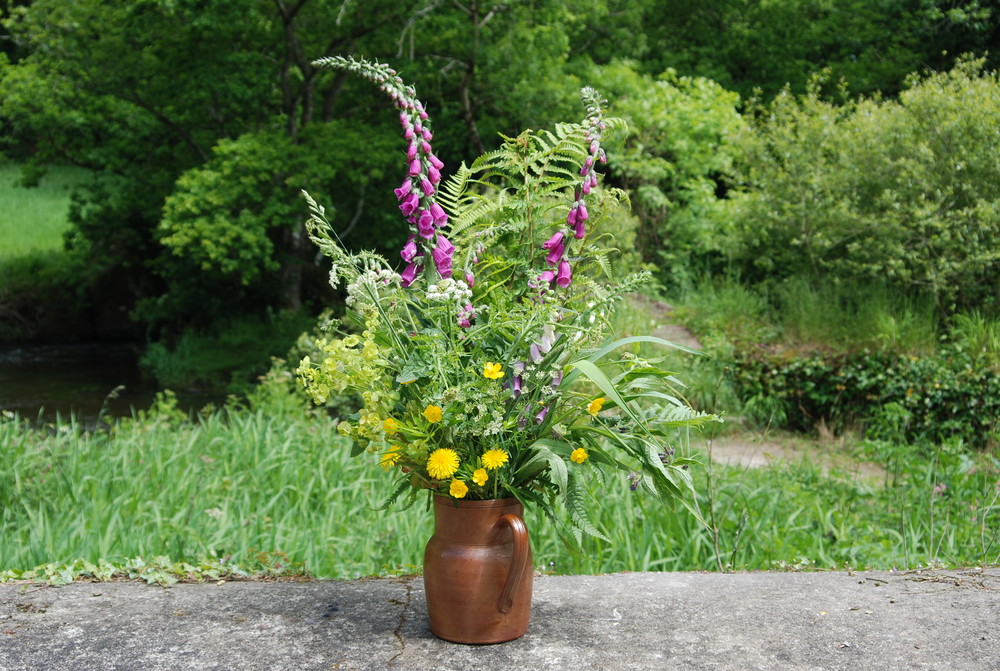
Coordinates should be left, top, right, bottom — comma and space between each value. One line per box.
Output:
296, 57, 717, 539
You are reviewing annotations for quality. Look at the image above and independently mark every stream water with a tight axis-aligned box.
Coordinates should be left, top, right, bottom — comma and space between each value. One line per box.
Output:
1, 342, 160, 423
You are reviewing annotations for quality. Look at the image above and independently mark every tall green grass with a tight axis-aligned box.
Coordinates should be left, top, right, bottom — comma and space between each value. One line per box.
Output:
3, 394, 996, 579
671, 275, 941, 355
0, 163, 90, 259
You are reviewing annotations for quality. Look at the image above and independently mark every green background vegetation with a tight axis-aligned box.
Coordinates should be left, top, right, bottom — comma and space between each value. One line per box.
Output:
1, 0, 998, 579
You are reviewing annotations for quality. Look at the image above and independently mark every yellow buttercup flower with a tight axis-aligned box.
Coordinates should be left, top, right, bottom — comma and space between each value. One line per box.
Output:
383, 417, 399, 435
450, 479, 469, 499
481, 448, 509, 470
426, 448, 460, 479
587, 397, 605, 416
570, 448, 589, 464
380, 451, 401, 470
423, 404, 443, 423
472, 468, 488, 486
483, 362, 505, 380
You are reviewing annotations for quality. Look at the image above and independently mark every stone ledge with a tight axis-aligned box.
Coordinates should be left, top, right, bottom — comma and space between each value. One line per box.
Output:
2, 569, 998, 670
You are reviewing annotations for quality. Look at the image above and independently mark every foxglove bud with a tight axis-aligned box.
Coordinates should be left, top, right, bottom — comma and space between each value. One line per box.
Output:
556, 259, 572, 287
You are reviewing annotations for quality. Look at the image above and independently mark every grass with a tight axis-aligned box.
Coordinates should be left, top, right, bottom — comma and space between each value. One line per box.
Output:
0, 162, 90, 260
3, 384, 997, 582
671, 275, 941, 356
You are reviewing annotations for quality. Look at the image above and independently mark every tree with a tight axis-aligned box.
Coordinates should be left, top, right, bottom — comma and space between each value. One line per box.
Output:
640, 0, 998, 100
731, 59, 1000, 312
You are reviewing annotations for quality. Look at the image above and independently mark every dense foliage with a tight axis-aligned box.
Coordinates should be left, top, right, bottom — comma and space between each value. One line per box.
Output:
728, 345, 1000, 450
730, 59, 1000, 313
2, 0, 998, 338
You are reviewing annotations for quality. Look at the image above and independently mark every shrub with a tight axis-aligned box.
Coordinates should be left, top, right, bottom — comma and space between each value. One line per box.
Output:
731, 58, 1000, 313
727, 344, 1000, 449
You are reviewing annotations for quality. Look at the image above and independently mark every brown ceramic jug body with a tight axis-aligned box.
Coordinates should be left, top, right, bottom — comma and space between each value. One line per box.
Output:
423, 496, 532, 644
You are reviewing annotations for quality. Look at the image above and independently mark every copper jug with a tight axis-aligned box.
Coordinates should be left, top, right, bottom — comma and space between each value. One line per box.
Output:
423, 496, 533, 644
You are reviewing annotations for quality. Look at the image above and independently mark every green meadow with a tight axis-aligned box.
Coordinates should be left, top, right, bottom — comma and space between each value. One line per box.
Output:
0, 163, 89, 259
3, 380, 997, 583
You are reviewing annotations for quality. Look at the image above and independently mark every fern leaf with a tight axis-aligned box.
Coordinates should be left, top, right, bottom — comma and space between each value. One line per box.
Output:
566, 472, 609, 541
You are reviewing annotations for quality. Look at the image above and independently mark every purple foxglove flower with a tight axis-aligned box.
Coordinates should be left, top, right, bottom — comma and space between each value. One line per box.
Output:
400, 237, 418, 263
400, 261, 421, 288
584, 156, 594, 169
399, 112, 409, 125
580, 165, 591, 177
511, 374, 522, 398
582, 180, 592, 195
435, 234, 454, 255
577, 204, 589, 222
574, 219, 586, 239
428, 154, 444, 170
535, 405, 549, 424
414, 123, 423, 134
550, 371, 563, 388
419, 109, 428, 120
427, 165, 441, 184
429, 202, 448, 226
556, 259, 572, 287
432, 248, 453, 278
408, 158, 421, 176
417, 210, 435, 239
394, 179, 412, 200
540, 325, 556, 351
400, 193, 420, 217
422, 129, 433, 141
420, 178, 435, 197
567, 207, 578, 226
590, 140, 600, 153
404, 125, 415, 140
542, 230, 564, 250
465, 271, 475, 288
538, 270, 555, 285
545, 241, 565, 266
457, 303, 476, 328
407, 143, 418, 161
422, 141, 432, 154
599, 149, 607, 163
529, 343, 543, 364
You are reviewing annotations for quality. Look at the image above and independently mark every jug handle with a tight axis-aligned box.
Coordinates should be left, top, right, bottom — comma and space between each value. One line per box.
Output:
496, 513, 529, 614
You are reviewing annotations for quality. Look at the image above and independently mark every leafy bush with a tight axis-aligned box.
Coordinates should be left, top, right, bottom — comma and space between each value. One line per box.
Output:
731, 58, 1000, 313
139, 311, 316, 394
597, 61, 742, 289
727, 344, 1000, 449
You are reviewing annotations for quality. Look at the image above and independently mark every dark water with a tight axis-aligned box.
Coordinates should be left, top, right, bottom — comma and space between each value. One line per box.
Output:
0, 342, 160, 423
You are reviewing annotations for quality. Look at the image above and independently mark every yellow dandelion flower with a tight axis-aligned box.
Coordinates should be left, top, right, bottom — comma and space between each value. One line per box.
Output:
450, 479, 469, 499
570, 448, 589, 464
423, 404, 443, 423
481, 448, 509, 470
472, 468, 488, 486
426, 448, 460, 479
380, 451, 401, 471
587, 397, 606, 416
383, 417, 399, 435
483, 362, 505, 380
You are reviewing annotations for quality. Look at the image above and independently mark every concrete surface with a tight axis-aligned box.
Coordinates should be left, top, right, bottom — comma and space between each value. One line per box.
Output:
1, 568, 998, 670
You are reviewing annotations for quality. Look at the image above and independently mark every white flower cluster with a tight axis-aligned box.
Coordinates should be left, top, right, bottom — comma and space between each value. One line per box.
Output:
345, 268, 398, 307
424, 278, 472, 304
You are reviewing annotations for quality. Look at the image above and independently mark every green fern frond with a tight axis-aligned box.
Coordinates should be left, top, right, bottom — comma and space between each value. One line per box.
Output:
566, 472, 609, 542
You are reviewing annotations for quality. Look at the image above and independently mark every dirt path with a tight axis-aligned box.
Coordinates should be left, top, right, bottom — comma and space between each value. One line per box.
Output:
695, 431, 886, 481
631, 294, 884, 481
